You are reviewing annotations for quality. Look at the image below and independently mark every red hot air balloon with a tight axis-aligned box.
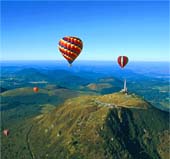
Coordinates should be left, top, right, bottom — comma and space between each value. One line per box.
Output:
117, 56, 129, 68
33, 87, 39, 92
58, 36, 83, 66
3, 129, 9, 136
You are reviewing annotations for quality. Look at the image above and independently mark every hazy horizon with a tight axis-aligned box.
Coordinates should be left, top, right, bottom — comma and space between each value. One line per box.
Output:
1, 60, 170, 62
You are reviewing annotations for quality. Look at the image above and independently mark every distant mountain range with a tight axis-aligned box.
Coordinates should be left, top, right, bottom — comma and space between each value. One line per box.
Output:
1, 67, 169, 111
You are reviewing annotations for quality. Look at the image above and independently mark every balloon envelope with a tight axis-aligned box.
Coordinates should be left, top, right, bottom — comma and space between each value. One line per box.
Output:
117, 56, 128, 68
33, 87, 39, 92
3, 129, 9, 136
58, 36, 83, 65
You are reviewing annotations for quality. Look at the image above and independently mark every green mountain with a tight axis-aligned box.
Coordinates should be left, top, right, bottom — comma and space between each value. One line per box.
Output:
80, 77, 122, 94
15, 68, 48, 81
0, 86, 96, 128
19, 92, 169, 159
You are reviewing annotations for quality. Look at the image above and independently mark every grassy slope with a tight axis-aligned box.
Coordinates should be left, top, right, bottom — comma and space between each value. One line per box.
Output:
1, 87, 96, 159
1, 87, 95, 123
27, 93, 169, 159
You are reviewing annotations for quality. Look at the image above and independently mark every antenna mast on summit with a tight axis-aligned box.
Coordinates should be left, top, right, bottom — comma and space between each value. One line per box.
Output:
124, 79, 128, 94
121, 79, 128, 94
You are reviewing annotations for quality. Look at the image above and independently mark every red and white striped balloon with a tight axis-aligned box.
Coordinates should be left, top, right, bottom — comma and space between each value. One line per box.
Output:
58, 36, 83, 65
117, 56, 129, 68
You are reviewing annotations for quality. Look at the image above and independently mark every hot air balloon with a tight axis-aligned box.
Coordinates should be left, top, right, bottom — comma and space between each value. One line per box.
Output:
3, 129, 9, 136
117, 56, 128, 68
58, 36, 83, 66
33, 87, 39, 92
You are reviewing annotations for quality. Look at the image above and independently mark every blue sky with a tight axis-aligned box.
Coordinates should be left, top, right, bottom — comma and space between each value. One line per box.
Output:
1, 1, 169, 61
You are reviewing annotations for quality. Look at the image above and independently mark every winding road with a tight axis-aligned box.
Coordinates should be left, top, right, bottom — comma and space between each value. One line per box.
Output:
26, 125, 34, 159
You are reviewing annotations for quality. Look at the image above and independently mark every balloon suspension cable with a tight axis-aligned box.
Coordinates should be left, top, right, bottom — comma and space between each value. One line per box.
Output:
69, 63, 72, 67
